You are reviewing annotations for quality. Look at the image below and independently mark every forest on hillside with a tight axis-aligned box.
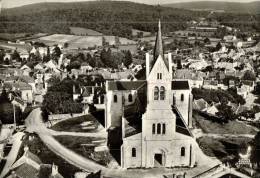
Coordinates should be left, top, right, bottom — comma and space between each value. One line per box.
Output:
0, 1, 258, 38
0, 1, 206, 38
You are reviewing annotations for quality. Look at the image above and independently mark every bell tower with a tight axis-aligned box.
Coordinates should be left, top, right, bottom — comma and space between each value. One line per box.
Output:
145, 19, 172, 110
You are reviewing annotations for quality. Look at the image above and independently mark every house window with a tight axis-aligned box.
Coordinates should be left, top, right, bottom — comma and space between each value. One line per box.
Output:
162, 123, 166, 134
132, 148, 136, 157
114, 95, 117, 103
181, 94, 184, 101
157, 123, 161, 134
160, 86, 165, 100
154, 86, 159, 100
128, 94, 133, 102
181, 147, 185, 156
152, 124, 156, 134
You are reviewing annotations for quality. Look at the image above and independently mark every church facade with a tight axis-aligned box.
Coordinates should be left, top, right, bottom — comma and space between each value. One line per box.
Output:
105, 20, 196, 169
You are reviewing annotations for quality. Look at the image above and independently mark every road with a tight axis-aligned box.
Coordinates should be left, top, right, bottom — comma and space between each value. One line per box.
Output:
0, 132, 25, 178
25, 108, 107, 173
192, 129, 256, 139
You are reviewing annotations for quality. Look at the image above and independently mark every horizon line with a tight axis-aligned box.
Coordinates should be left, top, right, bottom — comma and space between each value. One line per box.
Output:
1, 0, 260, 9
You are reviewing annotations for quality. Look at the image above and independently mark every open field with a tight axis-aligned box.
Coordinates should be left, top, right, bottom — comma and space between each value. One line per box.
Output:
197, 136, 252, 165
0, 42, 31, 53
0, 33, 29, 41
51, 114, 102, 133
193, 112, 257, 135
36, 34, 137, 49
70, 27, 103, 36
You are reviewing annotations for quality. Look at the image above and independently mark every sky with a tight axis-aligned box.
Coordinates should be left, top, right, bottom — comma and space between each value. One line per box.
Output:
1, 0, 260, 8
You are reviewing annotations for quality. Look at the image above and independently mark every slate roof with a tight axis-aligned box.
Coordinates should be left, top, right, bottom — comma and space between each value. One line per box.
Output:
171, 80, 190, 90
107, 81, 146, 91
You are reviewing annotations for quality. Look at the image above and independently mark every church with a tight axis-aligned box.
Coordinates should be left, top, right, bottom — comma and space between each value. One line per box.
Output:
105, 20, 197, 169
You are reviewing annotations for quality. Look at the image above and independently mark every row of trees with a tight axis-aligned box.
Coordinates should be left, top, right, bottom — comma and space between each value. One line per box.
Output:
66, 49, 133, 70
192, 88, 246, 106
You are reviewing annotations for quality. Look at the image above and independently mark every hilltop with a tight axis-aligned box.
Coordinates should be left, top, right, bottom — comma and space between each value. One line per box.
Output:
163, 1, 260, 14
0, 1, 259, 38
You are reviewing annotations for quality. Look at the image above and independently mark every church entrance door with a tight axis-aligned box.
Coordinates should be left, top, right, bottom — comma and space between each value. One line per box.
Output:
154, 153, 163, 167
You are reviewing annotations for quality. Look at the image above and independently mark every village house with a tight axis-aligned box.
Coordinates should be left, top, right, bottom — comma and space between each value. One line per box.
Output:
4, 82, 33, 103
7, 146, 63, 178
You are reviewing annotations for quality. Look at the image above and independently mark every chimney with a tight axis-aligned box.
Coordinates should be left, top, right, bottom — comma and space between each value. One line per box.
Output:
146, 53, 150, 78
73, 85, 75, 94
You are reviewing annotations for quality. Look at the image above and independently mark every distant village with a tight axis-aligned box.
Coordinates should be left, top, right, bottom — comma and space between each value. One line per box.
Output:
0, 16, 260, 178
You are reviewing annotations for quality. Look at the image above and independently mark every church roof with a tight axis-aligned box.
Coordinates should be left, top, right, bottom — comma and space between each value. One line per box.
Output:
107, 81, 146, 91
153, 19, 164, 62
150, 19, 169, 71
171, 81, 190, 90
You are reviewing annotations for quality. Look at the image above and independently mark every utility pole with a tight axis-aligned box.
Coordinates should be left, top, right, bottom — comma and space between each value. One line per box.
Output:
13, 104, 16, 130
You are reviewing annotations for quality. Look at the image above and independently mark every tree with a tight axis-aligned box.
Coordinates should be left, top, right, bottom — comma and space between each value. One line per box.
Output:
41, 78, 83, 115
0, 50, 5, 64
64, 42, 69, 48
242, 70, 256, 81
11, 50, 21, 62
0, 90, 22, 124
216, 103, 237, 121
204, 37, 210, 44
215, 42, 222, 51
123, 50, 132, 68
52, 45, 62, 62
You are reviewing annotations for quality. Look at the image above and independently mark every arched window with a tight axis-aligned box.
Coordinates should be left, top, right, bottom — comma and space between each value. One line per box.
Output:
157, 123, 161, 134
154, 86, 159, 100
162, 123, 166, 134
132, 148, 136, 157
181, 94, 184, 101
128, 94, 133, 102
160, 86, 165, 100
181, 147, 185, 156
114, 95, 117, 103
152, 124, 156, 134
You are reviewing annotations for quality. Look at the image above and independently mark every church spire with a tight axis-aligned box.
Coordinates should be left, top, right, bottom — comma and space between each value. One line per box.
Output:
153, 19, 164, 61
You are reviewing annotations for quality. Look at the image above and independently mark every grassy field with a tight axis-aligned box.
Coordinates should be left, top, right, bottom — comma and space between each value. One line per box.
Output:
193, 112, 257, 135
54, 135, 114, 167
51, 114, 101, 133
70, 27, 103, 36
0, 33, 28, 41
37, 34, 137, 49
197, 136, 252, 165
